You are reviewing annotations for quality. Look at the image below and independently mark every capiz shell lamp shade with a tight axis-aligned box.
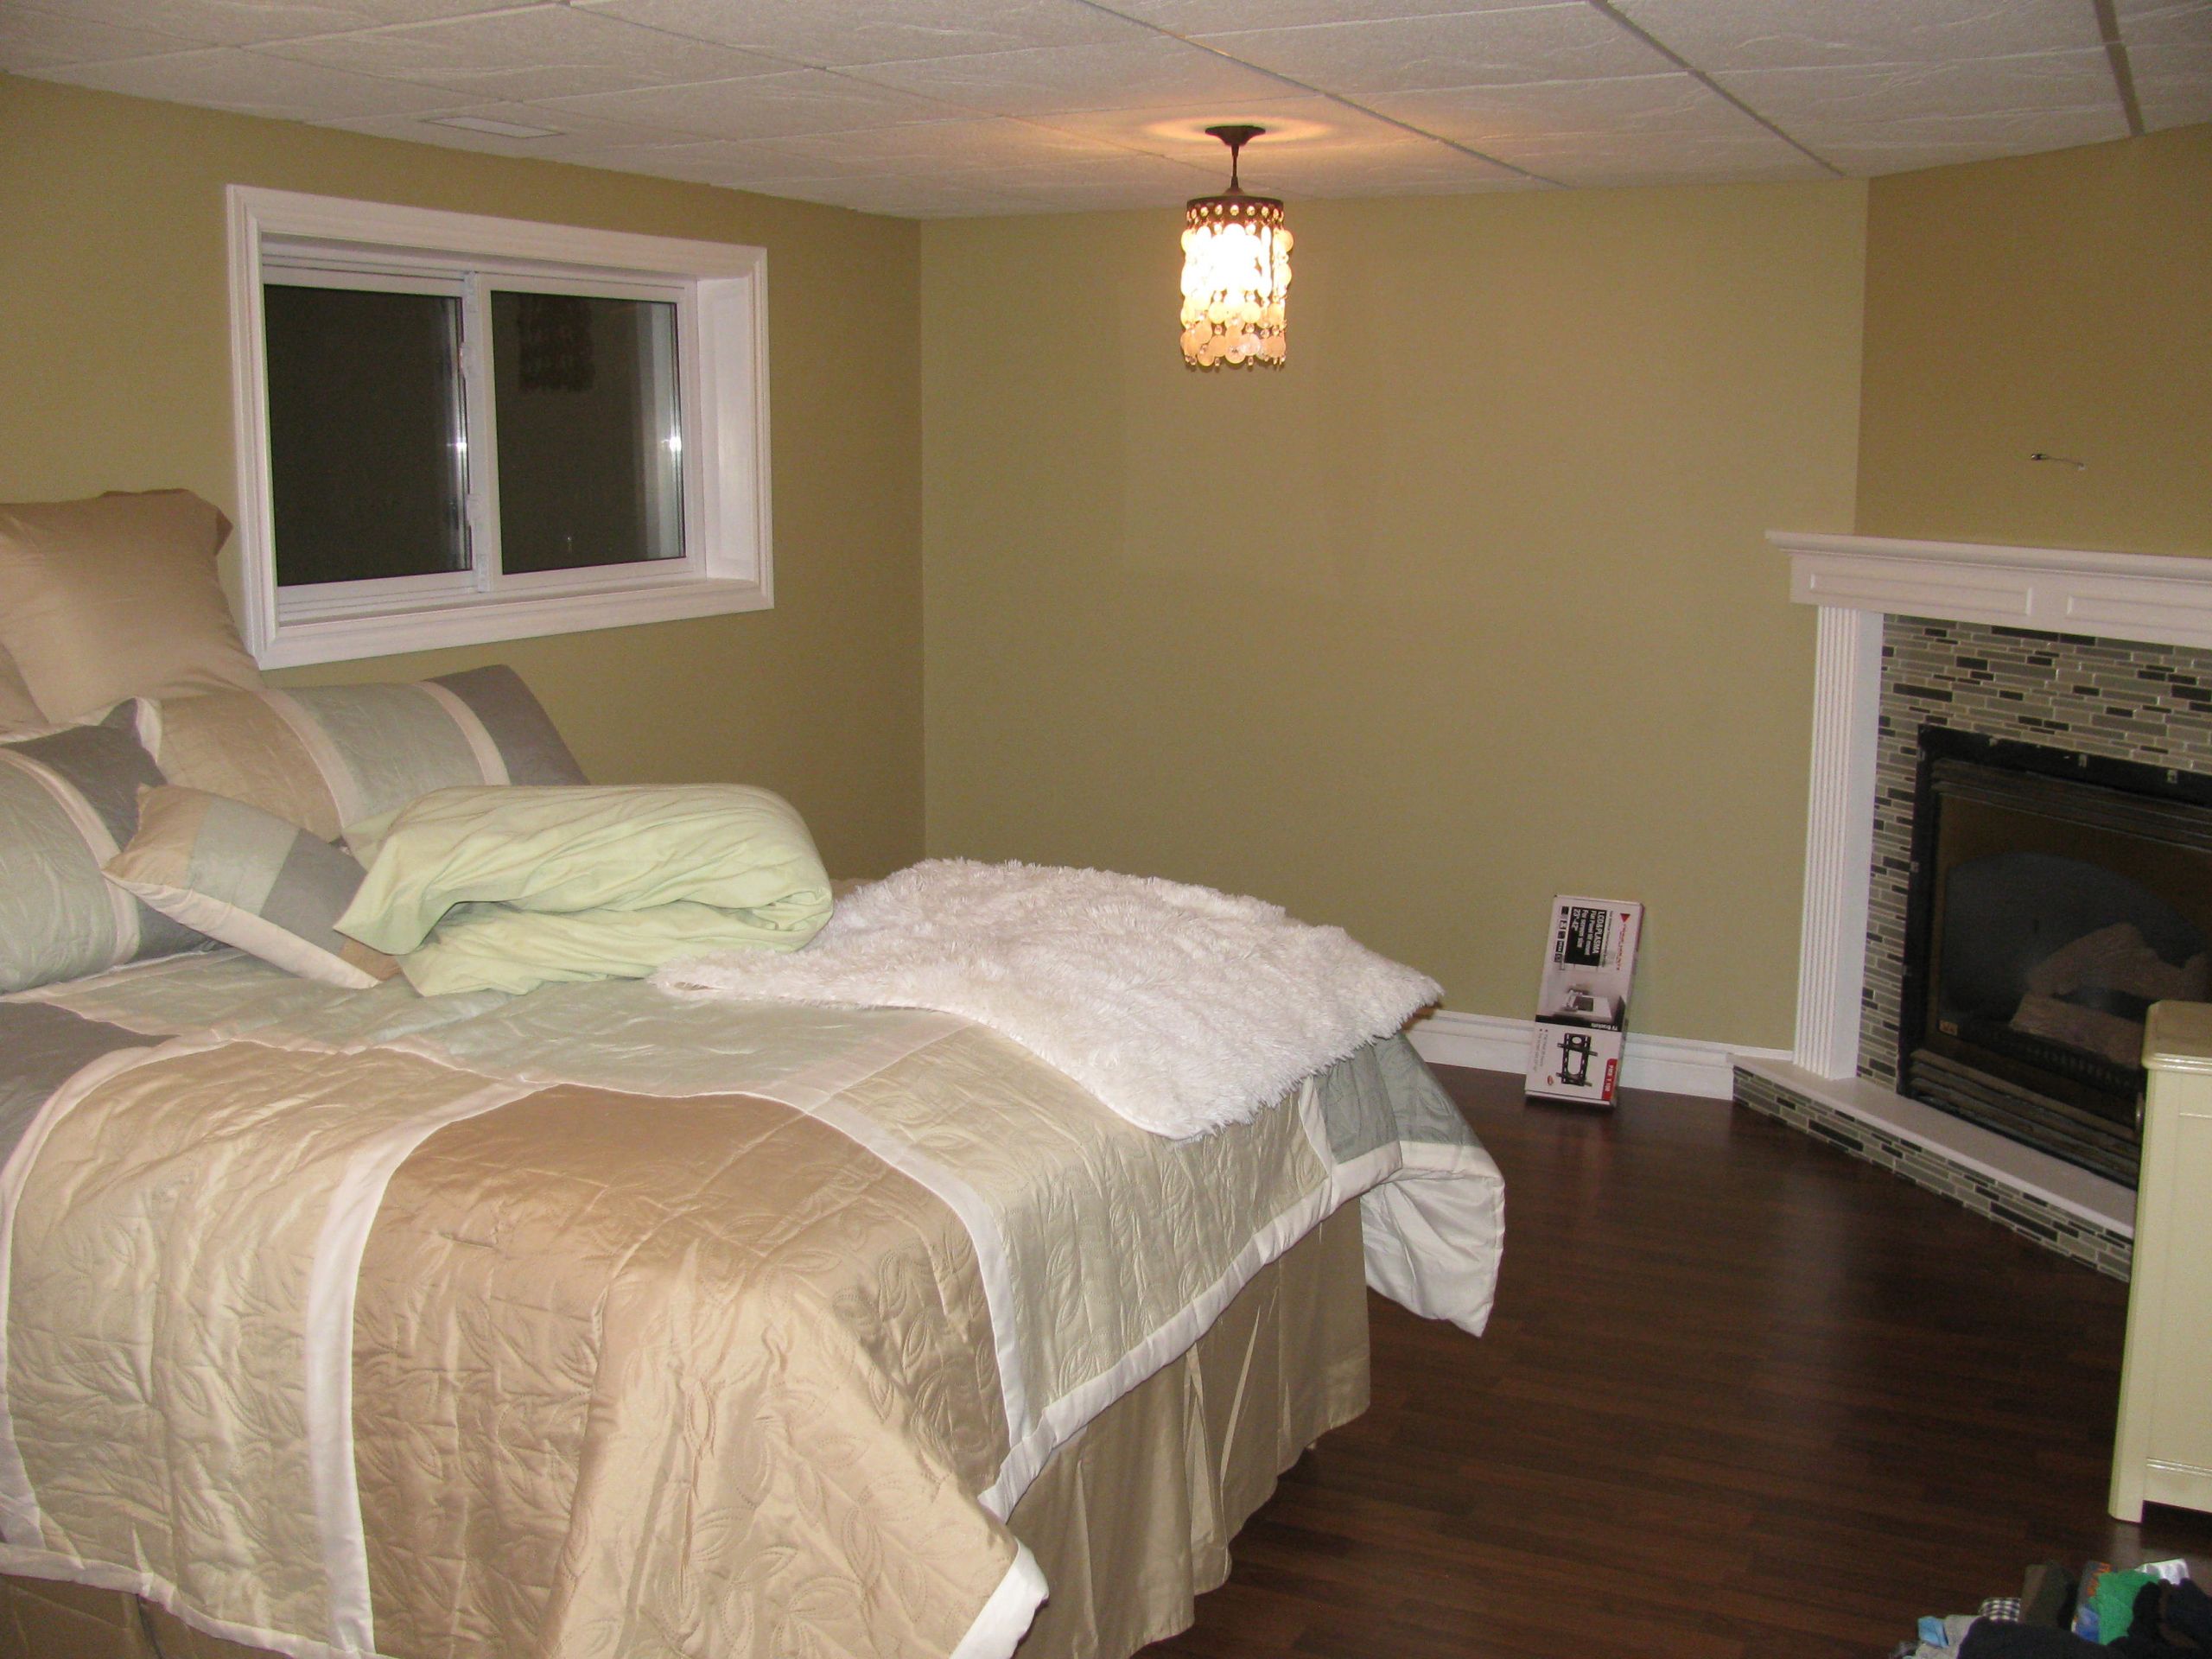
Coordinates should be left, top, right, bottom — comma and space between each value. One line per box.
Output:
1179, 124, 1292, 370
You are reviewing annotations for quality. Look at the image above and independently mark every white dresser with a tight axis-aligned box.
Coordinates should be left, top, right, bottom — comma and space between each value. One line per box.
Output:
2110, 1001, 2212, 1522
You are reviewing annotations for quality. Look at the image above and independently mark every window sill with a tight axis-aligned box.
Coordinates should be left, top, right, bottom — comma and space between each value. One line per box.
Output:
254, 573, 772, 669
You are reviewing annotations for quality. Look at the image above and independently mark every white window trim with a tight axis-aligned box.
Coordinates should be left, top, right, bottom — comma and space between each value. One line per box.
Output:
226, 185, 772, 669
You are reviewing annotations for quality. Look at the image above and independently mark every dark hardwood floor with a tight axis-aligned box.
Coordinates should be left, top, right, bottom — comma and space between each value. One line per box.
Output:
1153, 1065, 2212, 1658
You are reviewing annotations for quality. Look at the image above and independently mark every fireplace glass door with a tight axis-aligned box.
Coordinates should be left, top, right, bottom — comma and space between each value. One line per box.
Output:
1901, 729, 2212, 1187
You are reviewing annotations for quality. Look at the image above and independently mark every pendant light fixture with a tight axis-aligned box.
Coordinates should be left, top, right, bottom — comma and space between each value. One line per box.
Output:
1179, 124, 1293, 370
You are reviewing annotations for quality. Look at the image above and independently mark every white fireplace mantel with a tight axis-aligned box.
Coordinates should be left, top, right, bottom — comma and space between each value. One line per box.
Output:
1782, 531, 2212, 653
1756, 531, 2212, 1236
1774, 530, 2212, 1084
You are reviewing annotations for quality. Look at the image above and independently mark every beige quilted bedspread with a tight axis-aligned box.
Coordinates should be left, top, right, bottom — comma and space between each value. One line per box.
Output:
0, 957, 1503, 1659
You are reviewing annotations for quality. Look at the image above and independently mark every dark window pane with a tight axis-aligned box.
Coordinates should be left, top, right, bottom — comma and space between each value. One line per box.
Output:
489, 292, 683, 574
264, 284, 468, 588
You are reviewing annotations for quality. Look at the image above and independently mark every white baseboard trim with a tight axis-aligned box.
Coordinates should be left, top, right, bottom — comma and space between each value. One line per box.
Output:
1405, 1009, 1789, 1101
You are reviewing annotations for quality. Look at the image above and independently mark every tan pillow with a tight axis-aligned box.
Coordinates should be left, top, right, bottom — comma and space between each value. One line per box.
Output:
0, 645, 39, 734
0, 490, 262, 723
156, 665, 588, 841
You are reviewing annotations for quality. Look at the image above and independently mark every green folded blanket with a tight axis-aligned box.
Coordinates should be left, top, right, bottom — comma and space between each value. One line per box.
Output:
340, 784, 832, 995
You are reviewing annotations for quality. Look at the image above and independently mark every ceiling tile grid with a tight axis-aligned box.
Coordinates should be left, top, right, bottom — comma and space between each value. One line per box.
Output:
530, 67, 971, 143
10, 0, 549, 50
572, 0, 1141, 68
35, 43, 476, 122
249, 5, 790, 103
1360, 67, 1808, 183
1185, 6, 1677, 96
0, 7, 204, 73
1, 0, 2203, 215
830, 35, 1295, 118
2122, 0, 2212, 125
1604, 0, 2110, 72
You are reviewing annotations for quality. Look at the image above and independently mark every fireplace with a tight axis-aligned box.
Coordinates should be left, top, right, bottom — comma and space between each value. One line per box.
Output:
1725, 530, 2212, 1279
1898, 728, 2212, 1187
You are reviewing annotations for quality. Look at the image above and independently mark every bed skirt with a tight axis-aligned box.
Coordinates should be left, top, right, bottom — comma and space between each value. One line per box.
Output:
0, 1203, 1370, 1659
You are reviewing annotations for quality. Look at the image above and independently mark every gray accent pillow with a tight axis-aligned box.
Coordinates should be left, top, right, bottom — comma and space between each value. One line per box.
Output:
104, 785, 399, 990
0, 703, 208, 993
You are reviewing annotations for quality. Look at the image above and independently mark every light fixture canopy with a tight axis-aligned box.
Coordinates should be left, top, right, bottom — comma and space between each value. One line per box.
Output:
1179, 124, 1292, 371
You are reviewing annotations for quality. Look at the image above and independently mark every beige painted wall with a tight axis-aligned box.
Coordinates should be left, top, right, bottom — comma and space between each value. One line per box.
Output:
921, 183, 1867, 1046
46, 67, 2183, 1046
0, 74, 925, 878
1858, 124, 2212, 557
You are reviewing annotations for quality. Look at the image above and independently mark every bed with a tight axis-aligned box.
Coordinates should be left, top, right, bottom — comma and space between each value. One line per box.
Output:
0, 491, 1505, 1659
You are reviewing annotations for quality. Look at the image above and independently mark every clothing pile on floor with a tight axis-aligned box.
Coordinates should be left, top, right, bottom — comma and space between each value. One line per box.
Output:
1894, 1560, 2209, 1657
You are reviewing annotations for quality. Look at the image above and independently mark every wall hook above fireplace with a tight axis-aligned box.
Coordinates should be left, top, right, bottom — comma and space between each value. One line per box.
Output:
2029, 452, 2088, 470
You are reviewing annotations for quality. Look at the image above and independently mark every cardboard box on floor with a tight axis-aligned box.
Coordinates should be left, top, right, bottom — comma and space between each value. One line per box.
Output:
1526, 896, 1643, 1106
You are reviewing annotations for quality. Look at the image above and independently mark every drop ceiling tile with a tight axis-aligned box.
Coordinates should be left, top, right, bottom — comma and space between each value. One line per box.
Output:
1606, 0, 2104, 72
11, 0, 2182, 212
1807, 105, 2134, 171
315, 100, 699, 160
572, 0, 1141, 68
836, 35, 1290, 117
1250, 141, 1533, 193
2118, 0, 2212, 128
765, 175, 1045, 216
13, 0, 543, 49
253, 6, 785, 104
1541, 154, 1834, 187
804, 156, 1548, 214
537, 68, 963, 142
1291, 173, 1546, 200
548, 137, 861, 185
1487, 127, 1833, 185
2115, 0, 2212, 29
1814, 115, 2132, 170
1369, 71, 1769, 148
0, 6, 202, 72
40, 45, 468, 119
307, 112, 572, 156
1032, 94, 1453, 163
1714, 49, 2126, 138
1189, 6, 1673, 96
2121, 41, 2212, 127
997, 178, 1208, 210
1031, 99, 1532, 192
622, 131, 1198, 194
740, 117, 1141, 174
1785, 138, 2005, 173
1102, 0, 1573, 30
988, 153, 1225, 192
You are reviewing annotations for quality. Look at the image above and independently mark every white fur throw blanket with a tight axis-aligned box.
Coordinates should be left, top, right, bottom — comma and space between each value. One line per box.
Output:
654, 859, 1442, 1138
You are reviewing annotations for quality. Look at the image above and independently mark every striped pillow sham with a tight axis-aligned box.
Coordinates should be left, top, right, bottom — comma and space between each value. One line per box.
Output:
154, 664, 587, 842
104, 786, 398, 991
0, 702, 209, 993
